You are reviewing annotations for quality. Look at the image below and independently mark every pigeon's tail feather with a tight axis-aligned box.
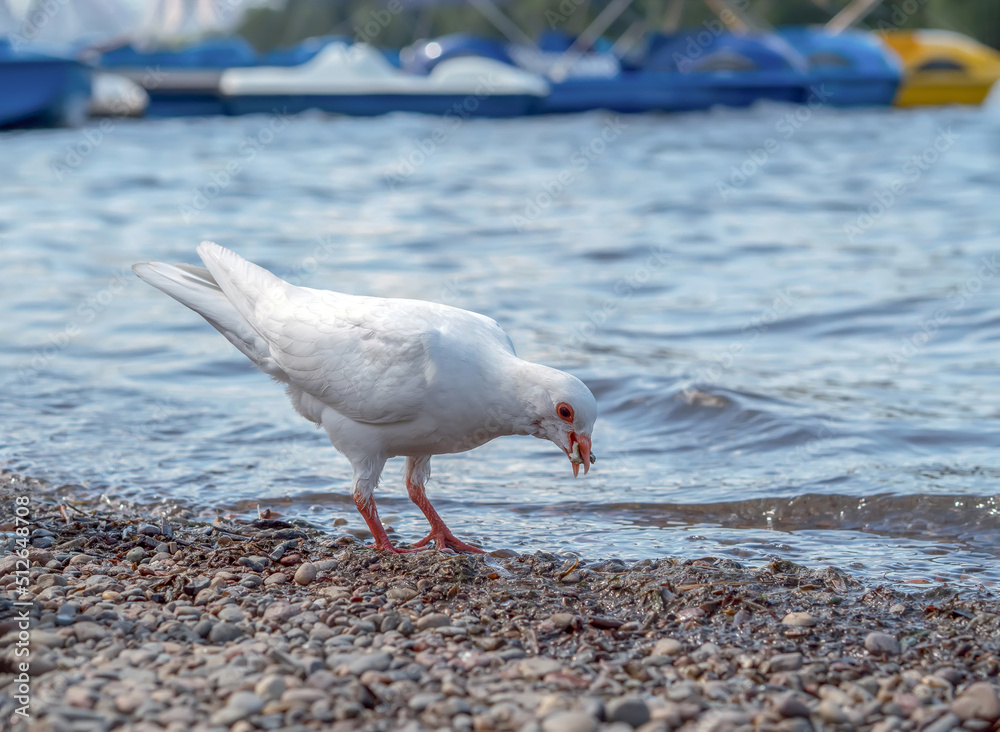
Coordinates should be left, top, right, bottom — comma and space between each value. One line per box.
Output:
132, 260, 287, 381
195, 241, 292, 334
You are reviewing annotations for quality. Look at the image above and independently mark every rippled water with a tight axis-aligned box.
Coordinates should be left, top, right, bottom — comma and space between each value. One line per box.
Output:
2, 98, 999, 583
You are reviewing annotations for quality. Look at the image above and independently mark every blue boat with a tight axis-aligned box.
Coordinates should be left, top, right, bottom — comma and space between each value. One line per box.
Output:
404, 31, 811, 114
0, 40, 92, 129
777, 27, 901, 106
640, 31, 810, 108
100, 37, 258, 117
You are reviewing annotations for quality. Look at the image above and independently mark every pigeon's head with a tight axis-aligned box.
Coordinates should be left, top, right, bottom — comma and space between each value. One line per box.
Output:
532, 370, 597, 477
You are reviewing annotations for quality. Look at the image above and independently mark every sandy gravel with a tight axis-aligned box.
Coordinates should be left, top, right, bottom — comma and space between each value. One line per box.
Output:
2, 472, 999, 732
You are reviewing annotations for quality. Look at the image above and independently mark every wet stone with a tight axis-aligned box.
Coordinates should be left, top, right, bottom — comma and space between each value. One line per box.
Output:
238, 555, 269, 572
781, 612, 817, 627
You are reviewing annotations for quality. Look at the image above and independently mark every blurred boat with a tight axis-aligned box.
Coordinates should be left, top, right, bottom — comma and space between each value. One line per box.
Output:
879, 30, 1000, 106
100, 37, 258, 116
777, 27, 900, 106
404, 32, 809, 114
0, 39, 92, 129
219, 42, 547, 117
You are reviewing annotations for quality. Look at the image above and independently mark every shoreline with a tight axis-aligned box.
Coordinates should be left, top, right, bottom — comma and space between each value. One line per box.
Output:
2, 474, 999, 732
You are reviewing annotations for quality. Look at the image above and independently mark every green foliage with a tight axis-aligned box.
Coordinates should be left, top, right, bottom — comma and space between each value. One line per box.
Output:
235, 0, 1000, 53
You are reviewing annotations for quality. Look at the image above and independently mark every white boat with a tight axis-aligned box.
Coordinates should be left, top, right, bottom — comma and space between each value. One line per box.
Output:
219, 43, 549, 118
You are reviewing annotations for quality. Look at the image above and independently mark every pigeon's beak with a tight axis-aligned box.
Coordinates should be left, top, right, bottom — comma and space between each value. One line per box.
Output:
567, 432, 594, 478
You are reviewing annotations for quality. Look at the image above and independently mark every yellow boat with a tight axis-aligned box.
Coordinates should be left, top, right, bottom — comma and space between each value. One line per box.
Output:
879, 30, 1000, 106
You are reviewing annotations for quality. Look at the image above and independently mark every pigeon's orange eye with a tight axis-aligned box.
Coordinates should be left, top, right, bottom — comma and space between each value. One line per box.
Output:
557, 403, 574, 422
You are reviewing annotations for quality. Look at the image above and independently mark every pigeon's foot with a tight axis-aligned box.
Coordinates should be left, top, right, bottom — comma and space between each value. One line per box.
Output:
412, 528, 485, 554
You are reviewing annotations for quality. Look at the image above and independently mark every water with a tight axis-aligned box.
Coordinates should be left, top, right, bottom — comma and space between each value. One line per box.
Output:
2, 100, 999, 584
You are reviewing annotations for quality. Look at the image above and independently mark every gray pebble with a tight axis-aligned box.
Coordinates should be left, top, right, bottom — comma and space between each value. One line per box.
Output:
36, 573, 67, 589
348, 651, 392, 675
768, 652, 805, 673
216, 606, 246, 623
254, 675, 286, 701
775, 692, 811, 718
542, 711, 598, 732
865, 631, 901, 656
193, 619, 212, 637
605, 697, 650, 728
416, 612, 451, 630
922, 712, 959, 732
208, 621, 243, 643
238, 555, 269, 572
125, 547, 146, 563
210, 691, 264, 726
818, 698, 848, 724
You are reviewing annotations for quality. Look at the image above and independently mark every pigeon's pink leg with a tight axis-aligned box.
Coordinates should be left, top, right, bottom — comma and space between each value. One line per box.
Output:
405, 458, 485, 554
353, 493, 423, 554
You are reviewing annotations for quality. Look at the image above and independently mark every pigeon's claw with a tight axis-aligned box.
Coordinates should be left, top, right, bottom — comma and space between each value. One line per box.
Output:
412, 527, 486, 554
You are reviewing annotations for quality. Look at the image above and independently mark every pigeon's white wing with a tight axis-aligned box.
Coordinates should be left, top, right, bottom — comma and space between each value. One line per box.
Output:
197, 242, 515, 425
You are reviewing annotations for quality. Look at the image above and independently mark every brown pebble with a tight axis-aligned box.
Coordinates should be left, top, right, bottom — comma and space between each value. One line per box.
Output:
101, 590, 121, 601
293, 563, 317, 586
589, 615, 623, 629
952, 682, 1000, 722
782, 612, 818, 627
775, 692, 811, 718
264, 572, 287, 586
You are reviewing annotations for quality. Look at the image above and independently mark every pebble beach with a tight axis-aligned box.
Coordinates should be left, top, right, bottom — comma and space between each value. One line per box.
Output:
3, 473, 999, 732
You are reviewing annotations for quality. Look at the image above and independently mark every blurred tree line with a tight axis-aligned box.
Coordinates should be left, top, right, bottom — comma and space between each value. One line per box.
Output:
237, 0, 1000, 52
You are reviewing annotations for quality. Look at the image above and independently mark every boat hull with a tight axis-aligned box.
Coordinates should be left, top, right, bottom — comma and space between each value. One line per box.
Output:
0, 58, 91, 129
223, 93, 543, 118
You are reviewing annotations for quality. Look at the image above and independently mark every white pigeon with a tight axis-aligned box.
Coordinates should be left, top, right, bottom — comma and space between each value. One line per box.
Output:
133, 242, 597, 553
